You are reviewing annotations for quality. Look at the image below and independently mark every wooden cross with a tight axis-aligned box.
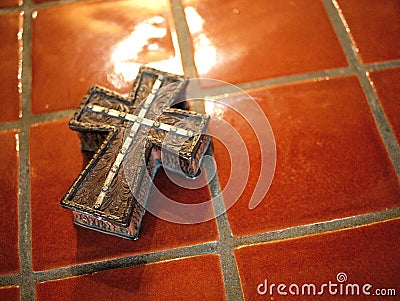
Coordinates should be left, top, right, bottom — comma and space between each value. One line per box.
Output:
61, 66, 211, 240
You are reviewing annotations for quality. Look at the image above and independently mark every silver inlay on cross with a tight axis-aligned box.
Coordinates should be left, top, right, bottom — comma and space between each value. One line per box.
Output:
91, 78, 194, 209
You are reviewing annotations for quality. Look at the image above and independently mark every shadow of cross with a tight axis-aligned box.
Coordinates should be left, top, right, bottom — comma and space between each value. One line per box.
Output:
61, 67, 211, 240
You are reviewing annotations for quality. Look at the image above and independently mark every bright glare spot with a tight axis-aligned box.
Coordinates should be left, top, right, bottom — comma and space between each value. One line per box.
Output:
148, 43, 159, 51
205, 98, 225, 117
193, 33, 217, 74
146, 31, 183, 75
17, 28, 23, 40
149, 15, 165, 24
184, 7, 216, 74
108, 16, 169, 89
185, 6, 204, 34
15, 133, 20, 152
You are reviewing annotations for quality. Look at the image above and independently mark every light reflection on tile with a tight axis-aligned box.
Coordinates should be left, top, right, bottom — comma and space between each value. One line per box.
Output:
0, 130, 20, 275
0, 12, 22, 122
32, 0, 182, 114
183, 0, 347, 84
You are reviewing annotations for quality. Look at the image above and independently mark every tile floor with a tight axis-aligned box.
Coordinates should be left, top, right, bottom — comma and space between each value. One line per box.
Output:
0, 0, 399, 300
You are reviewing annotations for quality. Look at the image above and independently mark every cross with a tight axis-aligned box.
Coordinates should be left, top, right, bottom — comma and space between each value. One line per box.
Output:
61, 66, 211, 240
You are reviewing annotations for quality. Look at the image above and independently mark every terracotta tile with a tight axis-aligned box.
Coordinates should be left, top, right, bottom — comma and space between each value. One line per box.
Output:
0, 0, 22, 8
211, 76, 400, 236
36, 255, 225, 300
183, 0, 347, 85
0, 12, 22, 122
33, 0, 54, 4
0, 130, 20, 275
235, 219, 400, 300
336, 0, 400, 63
0, 286, 20, 301
30, 119, 218, 271
369, 68, 400, 144
31, 0, 182, 114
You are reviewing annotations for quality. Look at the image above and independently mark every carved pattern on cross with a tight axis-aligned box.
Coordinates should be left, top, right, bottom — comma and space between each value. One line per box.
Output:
61, 66, 211, 239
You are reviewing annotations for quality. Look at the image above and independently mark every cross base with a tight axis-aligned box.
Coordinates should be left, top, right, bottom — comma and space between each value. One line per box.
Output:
73, 211, 140, 240
72, 133, 211, 240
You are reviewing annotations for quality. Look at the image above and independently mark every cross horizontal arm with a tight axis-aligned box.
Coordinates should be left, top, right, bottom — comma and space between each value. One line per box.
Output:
88, 104, 195, 138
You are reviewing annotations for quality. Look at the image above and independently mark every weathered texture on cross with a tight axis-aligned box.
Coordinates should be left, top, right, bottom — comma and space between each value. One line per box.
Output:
61, 66, 211, 240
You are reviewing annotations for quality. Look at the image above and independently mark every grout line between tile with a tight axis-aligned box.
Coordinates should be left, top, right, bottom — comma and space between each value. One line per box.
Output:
17, 126, 34, 301
170, 0, 243, 300
18, 0, 35, 299
233, 207, 400, 248
29, 109, 74, 124
0, 273, 22, 287
1, 62, 399, 131
0, 120, 22, 131
321, 0, 400, 179
205, 146, 245, 301
169, 0, 207, 115
4, 205, 398, 287
0, 6, 21, 14
0, 110, 75, 133
168, 1, 244, 298
197, 59, 400, 98
365, 60, 400, 71
0, 61, 395, 133
33, 242, 217, 283
357, 73, 400, 176
237, 67, 352, 92
194, 67, 354, 99
169, 0, 197, 79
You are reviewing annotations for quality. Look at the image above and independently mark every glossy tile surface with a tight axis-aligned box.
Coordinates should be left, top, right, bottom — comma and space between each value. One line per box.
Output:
31, 0, 182, 114
1, 0, 400, 298
0, 12, 22, 122
212, 77, 400, 236
0, 286, 20, 300
369, 68, 400, 144
0, 130, 20, 275
36, 255, 225, 300
0, 0, 21, 8
33, 0, 55, 4
30, 119, 218, 271
336, 0, 400, 63
183, 0, 347, 84
235, 219, 400, 300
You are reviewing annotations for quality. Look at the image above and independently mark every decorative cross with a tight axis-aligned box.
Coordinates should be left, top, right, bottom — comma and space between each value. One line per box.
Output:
61, 66, 211, 240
